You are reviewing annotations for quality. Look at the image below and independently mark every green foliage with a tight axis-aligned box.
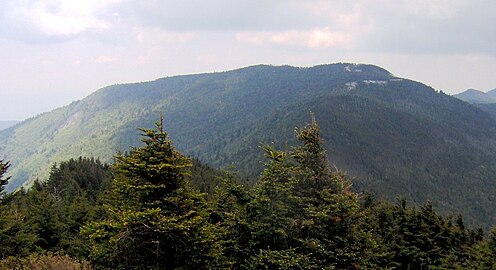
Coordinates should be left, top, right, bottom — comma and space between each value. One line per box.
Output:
83, 120, 224, 269
189, 157, 227, 197
0, 159, 37, 260
245, 249, 321, 270
246, 117, 377, 269
231, 90, 496, 226
0, 253, 92, 270
2, 63, 496, 227
0, 157, 112, 260
362, 196, 491, 269
0, 206, 37, 260
470, 228, 496, 270
210, 171, 251, 268
47, 157, 112, 202
1, 117, 496, 268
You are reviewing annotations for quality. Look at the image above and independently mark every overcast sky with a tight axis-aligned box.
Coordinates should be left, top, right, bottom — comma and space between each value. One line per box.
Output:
1, 0, 496, 120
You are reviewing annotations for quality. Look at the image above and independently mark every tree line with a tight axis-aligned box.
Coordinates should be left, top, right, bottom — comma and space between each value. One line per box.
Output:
0, 117, 495, 269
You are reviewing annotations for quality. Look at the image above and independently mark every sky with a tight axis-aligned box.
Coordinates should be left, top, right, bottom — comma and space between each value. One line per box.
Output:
1, 0, 496, 120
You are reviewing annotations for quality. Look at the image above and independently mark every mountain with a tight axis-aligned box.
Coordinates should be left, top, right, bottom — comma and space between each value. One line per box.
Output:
0, 121, 19, 131
1, 63, 496, 226
455, 88, 496, 104
455, 89, 496, 119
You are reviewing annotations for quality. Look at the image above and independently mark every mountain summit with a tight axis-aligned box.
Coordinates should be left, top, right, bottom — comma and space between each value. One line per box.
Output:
455, 88, 496, 104
1, 63, 496, 226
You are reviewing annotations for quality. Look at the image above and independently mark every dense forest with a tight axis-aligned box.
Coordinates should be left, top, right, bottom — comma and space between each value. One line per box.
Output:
1, 118, 495, 269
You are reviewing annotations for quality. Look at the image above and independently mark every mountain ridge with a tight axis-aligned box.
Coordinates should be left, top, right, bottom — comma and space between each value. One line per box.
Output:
0, 121, 20, 131
455, 88, 496, 104
1, 63, 496, 226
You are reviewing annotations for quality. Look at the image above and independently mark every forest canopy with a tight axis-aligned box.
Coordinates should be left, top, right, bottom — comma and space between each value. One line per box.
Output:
0, 118, 495, 269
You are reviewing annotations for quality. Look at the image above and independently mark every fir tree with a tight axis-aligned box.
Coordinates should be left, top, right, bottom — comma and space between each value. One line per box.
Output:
289, 115, 376, 269
0, 159, 37, 259
83, 119, 224, 269
247, 115, 377, 269
210, 171, 251, 268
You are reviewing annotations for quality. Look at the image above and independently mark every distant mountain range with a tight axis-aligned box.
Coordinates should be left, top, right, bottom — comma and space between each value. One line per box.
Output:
0, 121, 19, 131
1, 63, 496, 226
455, 88, 496, 104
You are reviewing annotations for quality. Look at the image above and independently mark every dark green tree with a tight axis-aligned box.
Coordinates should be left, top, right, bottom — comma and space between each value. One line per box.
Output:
250, 146, 295, 250
0, 160, 37, 259
83, 119, 224, 269
210, 171, 251, 268
0, 206, 37, 259
47, 157, 112, 202
246, 116, 377, 269
2, 158, 112, 258
289, 116, 377, 269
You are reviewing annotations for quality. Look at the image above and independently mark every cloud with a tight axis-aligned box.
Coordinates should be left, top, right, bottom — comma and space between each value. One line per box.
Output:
134, 27, 194, 44
0, 0, 121, 40
351, 0, 496, 54
115, 0, 337, 31
236, 28, 351, 49
109, 0, 496, 55
2, 0, 495, 55
94, 55, 118, 64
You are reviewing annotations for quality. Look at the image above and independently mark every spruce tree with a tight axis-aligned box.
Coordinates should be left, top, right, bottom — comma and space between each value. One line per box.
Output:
210, 171, 251, 268
247, 115, 377, 269
289, 115, 376, 268
83, 119, 223, 269
477, 228, 496, 269
0, 159, 38, 259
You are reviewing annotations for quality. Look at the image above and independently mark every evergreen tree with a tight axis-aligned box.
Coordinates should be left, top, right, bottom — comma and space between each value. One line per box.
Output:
289, 116, 377, 268
210, 171, 251, 268
1, 158, 112, 258
0, 160, 37, 259
83, 119, 224, 269
0, 206, 37, 259
472, 228, 496, 269
47, 157, 112, 202
249, 146, 295, 251
246, 116, 377, 269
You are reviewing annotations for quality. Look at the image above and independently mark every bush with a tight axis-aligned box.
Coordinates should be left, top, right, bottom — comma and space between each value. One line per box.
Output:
0, 253, 92, 270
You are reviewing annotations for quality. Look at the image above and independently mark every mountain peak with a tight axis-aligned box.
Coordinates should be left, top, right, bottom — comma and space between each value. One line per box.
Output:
455, 88, 496, 104
464, 88, 484, 94
222, 63, 393, 77
487, 88, 496, 96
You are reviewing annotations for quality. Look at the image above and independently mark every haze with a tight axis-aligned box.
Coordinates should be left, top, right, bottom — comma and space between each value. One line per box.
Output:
1, 0, 496, 120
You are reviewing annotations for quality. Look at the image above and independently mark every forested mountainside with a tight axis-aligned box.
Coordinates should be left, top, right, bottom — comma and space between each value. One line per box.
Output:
476, 103, 496, 120
1, 122, 495, 269
1, 63, 496, 226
